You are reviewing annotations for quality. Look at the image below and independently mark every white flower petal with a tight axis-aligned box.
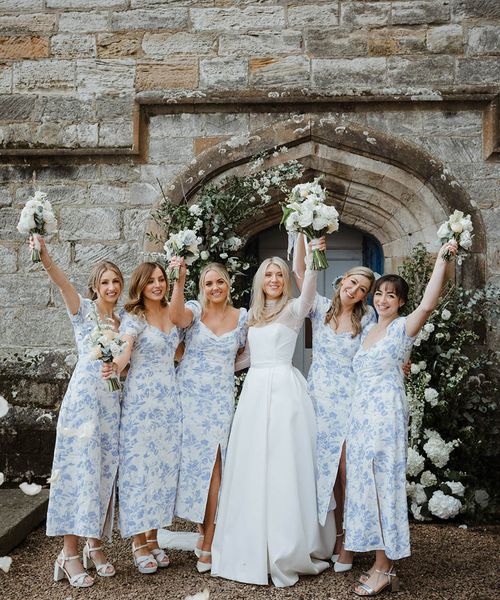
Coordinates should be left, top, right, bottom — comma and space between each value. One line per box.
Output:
0, 472, 4, 486
19, 482, 42, 496
0, 556, 12, 573
47, 470, 60, 484
0, 396, 10, 419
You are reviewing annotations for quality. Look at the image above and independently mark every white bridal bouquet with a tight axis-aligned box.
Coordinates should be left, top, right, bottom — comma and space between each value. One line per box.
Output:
16, 191, 57, 262
164, 228, 202, 281
281, 178, 339, 270
87, 306, 128, 392
437, 210, 473, 261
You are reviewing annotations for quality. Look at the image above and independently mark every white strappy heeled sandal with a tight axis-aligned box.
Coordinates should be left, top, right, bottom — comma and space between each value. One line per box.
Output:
196, 550, 212, 574
194, 533, 205, 558
146, 537, 170, 568
132, 542, 158, 574
82, 541, 116, 577
53, 551, 94, 588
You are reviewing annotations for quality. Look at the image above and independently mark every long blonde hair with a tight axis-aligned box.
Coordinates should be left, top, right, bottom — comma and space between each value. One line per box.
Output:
87, 261, 124, 301
124, 262, 168, 317
248, 257, 292, 327
198, 262, 233, 311
324, 266, 375, 337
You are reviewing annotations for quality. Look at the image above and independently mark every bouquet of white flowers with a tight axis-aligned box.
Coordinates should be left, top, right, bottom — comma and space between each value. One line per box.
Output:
87, 305, 128, 392
16, 191, 58, 262
281, 178, 339, 270
437, 210, 473, 261
164, 228, 202, 281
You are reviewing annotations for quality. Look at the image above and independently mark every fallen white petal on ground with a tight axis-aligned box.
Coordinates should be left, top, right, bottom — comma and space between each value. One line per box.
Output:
157, 529, 198, 551
0, 556, 12, 573
0, 472, 4, 486
19, 482, 42, 496
458, 524, 468, 529
46, 470, 60, 484
184, 589, 209, 600
0, 396, 10, 419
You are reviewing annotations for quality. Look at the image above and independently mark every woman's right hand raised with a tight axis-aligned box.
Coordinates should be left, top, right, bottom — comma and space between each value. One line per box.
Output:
169, 256, 187, 282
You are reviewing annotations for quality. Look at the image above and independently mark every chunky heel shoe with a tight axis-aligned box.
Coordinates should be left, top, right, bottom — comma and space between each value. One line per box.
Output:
354, 566, 399, 596
83, 541, 115, 577
146, 537, 170, 568
196, 551, 212, 574
53, 551, 94, 588
132, 543, 158, 574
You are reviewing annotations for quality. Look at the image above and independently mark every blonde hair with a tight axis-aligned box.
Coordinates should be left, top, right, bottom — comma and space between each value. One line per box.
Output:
198, 262, 233, 311
124, 262, 168, 317
324, 266, 375, 337
248, 257, 292, 327
87, 261, 124, 301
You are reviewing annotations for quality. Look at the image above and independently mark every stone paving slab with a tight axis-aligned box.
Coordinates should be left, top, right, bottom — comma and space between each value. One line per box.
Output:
0, 488, 49, 555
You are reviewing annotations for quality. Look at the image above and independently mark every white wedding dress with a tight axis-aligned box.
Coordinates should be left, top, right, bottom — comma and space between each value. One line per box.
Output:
211, 269, 335, 588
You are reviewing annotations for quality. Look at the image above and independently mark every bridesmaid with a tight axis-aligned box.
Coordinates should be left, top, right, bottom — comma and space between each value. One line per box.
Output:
104, 262, 181, 574
168, 260, 247, 573
294, 235, 376, 572
345, 240, 458, 596
35, 236, 122, 588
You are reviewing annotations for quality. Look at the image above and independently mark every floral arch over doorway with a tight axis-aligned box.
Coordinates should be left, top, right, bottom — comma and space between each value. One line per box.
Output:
144, 115, 486, 288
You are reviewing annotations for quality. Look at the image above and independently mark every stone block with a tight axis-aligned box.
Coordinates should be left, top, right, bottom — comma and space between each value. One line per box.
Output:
0, 66, 12, 93
0, 274, 50, 307
59, 207, 121, 241
143, 32, 216, 57
387, 56, 454, 86
36, 95, 96, 120
312, 57, 386, 89
98, 121, 134, 148
288, 4, 339, 29
0, 14, 57, 35
58, 12, 109, 33
123, 209, 150, 241
421, 110, 482, 136
200, 113, 249, 136
465, 179, 500, 210
99, 164, 142, 183
305, 30, 367, 58
392, 1, 449, 25
17, 242, 71, 273
0, 36, 49, 59
368, 28, 426, 56
131, 0, 212, 5
74, 241, 140, 273
427, 24, 463, 54
50, 33, 96, 58
250, 56, 310, 88
467, 26, 500, 56
0, 166, 34, 184
15, 183, 88, 207
110, 7, 188, 31
76, 59, 135, 93
136, 59, 198, 91
129, 182, 161, 206
13, 60, 75, 92
191, 7, 285, 31
0, 186, 12, 207
219, 31, 302, 57
415, 134, 483, 164
0, 245, 17, 273
148, 137, 194, 165
194, 135, 228, 155
451, 0, 500, 20
34, 164, 100, 183
0, 306, 73, 346
95, 95, 134, 120
199, 58, 247, 89
456, 58, 500, 85
0, 0, 43, 10
89, 184, 129, 206
97, 32, 142, 58
47, 0, 126, 7
149, 113, 198, 138
140, 163, 184, 187
341, 2, 391, 27
0, 123, 33, 147
0, 208, 22, 240
29, 121, 98, 149
0, 95, 36, 120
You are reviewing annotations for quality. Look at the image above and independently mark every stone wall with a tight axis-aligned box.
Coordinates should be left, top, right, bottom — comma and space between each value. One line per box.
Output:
0, 0, 499, 479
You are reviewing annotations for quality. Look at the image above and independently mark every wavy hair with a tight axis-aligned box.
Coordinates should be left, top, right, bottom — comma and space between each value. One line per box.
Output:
87, 260, 124, 301
248, 257, 292, 327
324, 266, 375, 337
124, 262, 168, 317
198, 262, 233, 312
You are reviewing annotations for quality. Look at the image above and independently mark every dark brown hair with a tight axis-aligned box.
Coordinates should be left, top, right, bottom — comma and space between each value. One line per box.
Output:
124, 262, 168, 316
374, 274, 409, 313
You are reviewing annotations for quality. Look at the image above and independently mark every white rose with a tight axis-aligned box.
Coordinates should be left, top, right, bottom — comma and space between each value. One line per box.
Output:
437, 222, 450, 239
200, 250, 209, 260
220, 252, 228, 259
459, 230, 472, 250
410, 363, 421, 375
441, 309, 451, 321
445, 481, 465, 497
188, 204, 202, 216
461, 216, 473, 232
424, 323, 435, 333
420, 470, 438, 487
450, 221, 463, 234
418, 360, 427, 370
424, 387, 439, 407
297, 209, 314, 228
428, 490, 462, 519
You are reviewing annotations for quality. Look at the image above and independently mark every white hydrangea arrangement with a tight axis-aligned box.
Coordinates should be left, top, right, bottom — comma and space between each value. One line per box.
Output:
164, 228, 203, 282
436, 209, 473, 263
16, 191, 58, 262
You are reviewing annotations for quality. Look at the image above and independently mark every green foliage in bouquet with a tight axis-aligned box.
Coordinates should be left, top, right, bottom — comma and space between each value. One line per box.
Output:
148, 147, 304, 302
401, 244, 499, 521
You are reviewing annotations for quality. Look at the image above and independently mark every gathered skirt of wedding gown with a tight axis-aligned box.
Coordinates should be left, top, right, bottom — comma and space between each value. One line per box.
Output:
211, 323, 335, 588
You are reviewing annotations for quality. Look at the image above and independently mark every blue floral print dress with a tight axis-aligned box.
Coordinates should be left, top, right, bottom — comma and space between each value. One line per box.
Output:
307, 294, 376, 526
46, 295, 121, 540
175, 301, 247, 523
118, 312, 182, 538
344, 316, 415, 560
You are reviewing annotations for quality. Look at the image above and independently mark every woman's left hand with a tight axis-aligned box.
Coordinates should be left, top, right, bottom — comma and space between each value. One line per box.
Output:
439, 239, 458, 260
309, 236, 326, 252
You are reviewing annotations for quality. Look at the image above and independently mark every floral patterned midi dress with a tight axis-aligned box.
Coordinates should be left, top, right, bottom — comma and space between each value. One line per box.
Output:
118, 313, 182, 538
174, 301, 247, 523
46, 295, 121, 540
344, 316, 415, 560
307, 295, 376, 526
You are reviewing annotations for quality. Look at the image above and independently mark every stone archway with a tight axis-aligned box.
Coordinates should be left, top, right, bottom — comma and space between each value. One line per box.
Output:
144, 115, 487, 287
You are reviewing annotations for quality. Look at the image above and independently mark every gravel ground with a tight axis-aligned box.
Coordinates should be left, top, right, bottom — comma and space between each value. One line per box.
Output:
1, 520, 498, 600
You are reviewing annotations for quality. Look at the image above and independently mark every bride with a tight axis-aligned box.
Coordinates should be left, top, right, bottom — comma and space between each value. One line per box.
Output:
211, 243, 335, 587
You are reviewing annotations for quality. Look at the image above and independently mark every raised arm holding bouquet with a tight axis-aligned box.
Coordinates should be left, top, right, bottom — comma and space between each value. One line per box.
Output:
17, 191, 57, 262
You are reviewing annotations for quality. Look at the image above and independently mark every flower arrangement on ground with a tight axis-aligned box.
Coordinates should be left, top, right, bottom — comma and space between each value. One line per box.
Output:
281, 178, 339, 270
16, 191, 57, 262
401, 243, 499, 520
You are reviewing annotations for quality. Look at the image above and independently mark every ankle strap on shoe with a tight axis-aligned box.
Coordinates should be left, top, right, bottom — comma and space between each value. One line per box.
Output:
336, 529, 345, 537
86, 544, 102, 553
375, 568, 396, 577
60, 553, 79, 562
145, 538, 157, 543
133, 543, 149, 552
